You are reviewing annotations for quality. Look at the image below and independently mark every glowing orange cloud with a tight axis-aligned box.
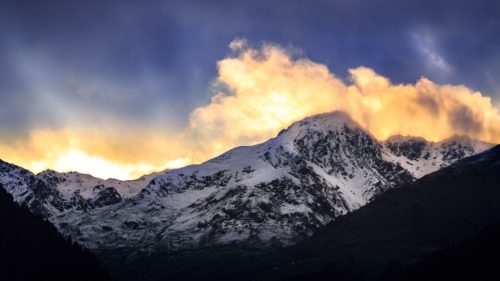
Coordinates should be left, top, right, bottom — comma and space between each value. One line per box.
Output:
0, 128, 189, 180
185, 40, 500, 161
1, 38, 499, 179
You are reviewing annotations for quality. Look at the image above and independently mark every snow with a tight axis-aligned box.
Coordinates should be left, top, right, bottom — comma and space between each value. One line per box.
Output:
309, 162, 362, 206
280, 203, 312, 215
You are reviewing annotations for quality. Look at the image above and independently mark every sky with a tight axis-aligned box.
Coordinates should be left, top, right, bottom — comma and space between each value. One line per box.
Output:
1, 0, 500, 179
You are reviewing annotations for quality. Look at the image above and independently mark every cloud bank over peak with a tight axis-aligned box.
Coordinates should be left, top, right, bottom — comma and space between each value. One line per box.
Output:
185, 39, 500, 160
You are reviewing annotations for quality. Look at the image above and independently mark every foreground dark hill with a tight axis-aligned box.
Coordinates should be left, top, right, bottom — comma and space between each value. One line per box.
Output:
396, 221, 500, 281
111, 145, 500, 281
0, 184, 111, 281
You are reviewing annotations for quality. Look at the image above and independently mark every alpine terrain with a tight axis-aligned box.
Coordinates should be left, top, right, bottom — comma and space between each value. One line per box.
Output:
0, 111, 493, 256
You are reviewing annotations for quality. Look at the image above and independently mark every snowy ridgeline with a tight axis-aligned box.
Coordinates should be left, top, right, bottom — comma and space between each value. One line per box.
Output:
0, 111, 493, 252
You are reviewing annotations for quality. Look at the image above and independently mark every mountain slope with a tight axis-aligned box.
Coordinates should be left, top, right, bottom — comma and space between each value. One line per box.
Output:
0, 183, 111, 281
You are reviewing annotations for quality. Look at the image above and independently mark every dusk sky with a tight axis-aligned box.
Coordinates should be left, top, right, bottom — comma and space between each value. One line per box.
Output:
1, 0, 500, 179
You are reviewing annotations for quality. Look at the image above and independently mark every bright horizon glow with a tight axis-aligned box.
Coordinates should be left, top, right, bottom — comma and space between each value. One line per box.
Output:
26, 149, 190, 180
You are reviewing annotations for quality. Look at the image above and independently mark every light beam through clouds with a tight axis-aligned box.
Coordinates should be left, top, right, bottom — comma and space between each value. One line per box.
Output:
1, 39, 499, 179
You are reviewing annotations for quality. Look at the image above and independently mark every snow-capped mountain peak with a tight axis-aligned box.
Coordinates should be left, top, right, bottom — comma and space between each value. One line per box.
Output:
0, 111, 494, 253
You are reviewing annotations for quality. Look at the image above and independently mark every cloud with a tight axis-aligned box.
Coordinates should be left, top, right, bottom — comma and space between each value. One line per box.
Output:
1, 38, 499, 179
412, 29, 452, 75
228, 38, 248, 51
183, 39, 500, 162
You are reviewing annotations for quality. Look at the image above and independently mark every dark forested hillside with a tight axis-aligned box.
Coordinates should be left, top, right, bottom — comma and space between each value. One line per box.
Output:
393, 222, 500, 281
0, 184, 111, 281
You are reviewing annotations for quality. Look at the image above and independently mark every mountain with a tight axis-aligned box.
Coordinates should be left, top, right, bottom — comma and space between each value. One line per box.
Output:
0, 183, 111, 281
112, 144, 500, 281
0, 111, 492, 255
82, 142, 500, 281
256, 144, 500, 281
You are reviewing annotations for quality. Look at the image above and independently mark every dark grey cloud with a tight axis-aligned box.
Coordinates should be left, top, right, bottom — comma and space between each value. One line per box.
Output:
450, 105, 483, 136
417, 95, 440, 116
